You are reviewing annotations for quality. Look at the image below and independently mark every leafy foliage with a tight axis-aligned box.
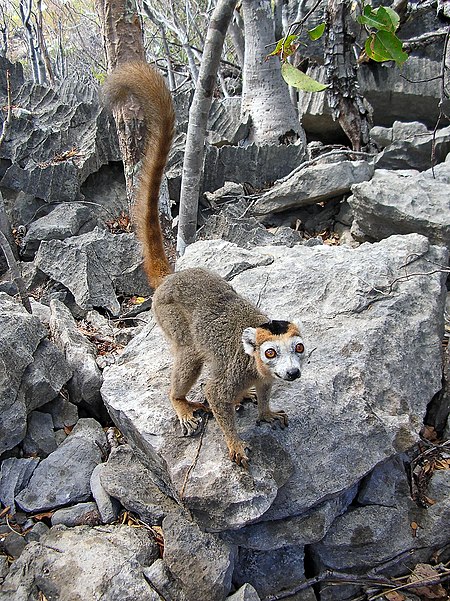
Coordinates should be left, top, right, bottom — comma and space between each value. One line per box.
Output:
268, 23, 327, 92
357, 4, 408, 66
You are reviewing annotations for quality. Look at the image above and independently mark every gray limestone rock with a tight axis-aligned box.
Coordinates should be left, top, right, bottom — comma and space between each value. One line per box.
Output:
233, 545, 313, 601
375, 124, 450, 171
101, 234, 446, 543
0, 70, 120, 203
15, 423, 103, 512
35, 227, 150, 315
19, 338, 73, 413
21, 202, 100, 259
143, 558, 188, 601
227, 584, 261, 601
356, 455, 409, 507
251, 160, 374, 216
202, 142, 307, 196
0, 293, 61, 453
0, 458, 39, 514
22, 411, 57, 457
163, 510, 236, 601
24, 521, 50, 543
350, 163, 450, 246
90, 464, 121, 524
0, 525, 159, 601
98, 445, 178, 525
51, 502, 101, 527
40, 395, 79, 429
49, 299, 103, 414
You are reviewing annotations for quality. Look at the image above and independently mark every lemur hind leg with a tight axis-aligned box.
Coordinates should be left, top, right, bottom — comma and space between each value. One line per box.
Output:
170, 348, 209, 436
205, 378, 251, 468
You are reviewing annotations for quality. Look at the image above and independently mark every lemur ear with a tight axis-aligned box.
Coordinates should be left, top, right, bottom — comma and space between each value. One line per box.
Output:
293, 319, 303, 334
242, 327, 257, 356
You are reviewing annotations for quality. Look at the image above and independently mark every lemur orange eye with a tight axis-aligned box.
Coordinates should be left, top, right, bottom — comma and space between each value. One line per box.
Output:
265, 348, 277, 359
295, 343, 305, 354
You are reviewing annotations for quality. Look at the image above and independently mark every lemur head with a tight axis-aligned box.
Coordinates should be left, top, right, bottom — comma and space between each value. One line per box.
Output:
242, 320, 305, 382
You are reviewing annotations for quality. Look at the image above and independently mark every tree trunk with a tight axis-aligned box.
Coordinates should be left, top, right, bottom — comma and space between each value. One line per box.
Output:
96, 0, 146, 208
96, 0, 174, 253
324, 0, 371, 151
176, 0, 238, 255
241, 0, 305, 145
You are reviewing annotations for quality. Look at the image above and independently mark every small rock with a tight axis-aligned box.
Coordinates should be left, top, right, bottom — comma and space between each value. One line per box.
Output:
90, 464, 121, 524
49, 299, 105, 418
2, 531, 26, 559
22, 202, 99, 259
40, 395, 79, 429
22, 411, 57, 457
24, 521, 49, 543
99, 445, 178, 525
20, 338, 73, 413
51, 502, 101, 527
15, 425, 103, 513
0, 457, 39, 514
251, 160, 374, 215
143, 558, 188, 601
163, 510, 236, 601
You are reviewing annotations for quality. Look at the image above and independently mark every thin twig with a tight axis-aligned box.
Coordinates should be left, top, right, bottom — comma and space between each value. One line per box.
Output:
179, 414, 209, 500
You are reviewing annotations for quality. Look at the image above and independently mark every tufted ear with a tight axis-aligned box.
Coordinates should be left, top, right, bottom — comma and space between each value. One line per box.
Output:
242, 327, 257, 356
292, 319, 303, 335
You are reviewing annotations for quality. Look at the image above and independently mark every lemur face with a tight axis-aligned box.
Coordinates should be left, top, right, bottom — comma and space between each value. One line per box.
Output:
242, 320, 305, 382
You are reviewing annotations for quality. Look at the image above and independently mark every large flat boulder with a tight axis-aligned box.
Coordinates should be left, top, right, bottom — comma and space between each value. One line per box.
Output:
101, 235, 446, 534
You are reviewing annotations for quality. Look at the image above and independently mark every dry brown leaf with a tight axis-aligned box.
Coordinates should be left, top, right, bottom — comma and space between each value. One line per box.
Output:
407, 564, 448, 600
422, 425, 438, 442
31, 511, 54, 521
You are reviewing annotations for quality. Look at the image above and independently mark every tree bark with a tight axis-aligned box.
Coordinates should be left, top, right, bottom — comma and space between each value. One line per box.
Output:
96, 0, 147, 210
241, 0, 305, 145
324, 0, 371, 151
176, 0, 238, 255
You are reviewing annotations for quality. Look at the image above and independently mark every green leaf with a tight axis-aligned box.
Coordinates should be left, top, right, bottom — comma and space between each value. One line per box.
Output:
267, 35, 298, 59
357, 5, 400, 33
308, 22, 326, 41
281, 62, 329, 92
365, 31, 408, 65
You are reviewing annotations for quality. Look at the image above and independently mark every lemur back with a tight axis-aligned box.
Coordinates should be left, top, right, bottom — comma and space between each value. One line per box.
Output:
104, 62, 306, 468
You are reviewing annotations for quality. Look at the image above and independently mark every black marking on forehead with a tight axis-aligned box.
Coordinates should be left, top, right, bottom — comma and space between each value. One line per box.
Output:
259, 320, 290, 336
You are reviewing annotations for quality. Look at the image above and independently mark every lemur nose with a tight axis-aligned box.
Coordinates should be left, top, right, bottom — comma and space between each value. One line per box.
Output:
286, 368, 300, 381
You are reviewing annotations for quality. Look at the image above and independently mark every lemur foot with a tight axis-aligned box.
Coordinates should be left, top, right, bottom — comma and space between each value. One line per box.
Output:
228, 440, 252, 469
172, 398, 211, 436
257, 410, 289, 429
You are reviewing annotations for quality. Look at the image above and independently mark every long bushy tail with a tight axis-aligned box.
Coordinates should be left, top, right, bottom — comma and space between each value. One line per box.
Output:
103, 62, 175, 289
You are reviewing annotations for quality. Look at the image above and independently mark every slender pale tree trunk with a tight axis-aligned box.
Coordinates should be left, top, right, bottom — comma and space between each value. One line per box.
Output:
325, 0, 371, 151
177, 0, 238, 255
241, 0, 305, 145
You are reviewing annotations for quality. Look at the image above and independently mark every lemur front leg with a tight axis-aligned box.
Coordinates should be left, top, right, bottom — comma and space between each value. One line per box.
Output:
256, 381, 288, 428
205, 379, 251, 468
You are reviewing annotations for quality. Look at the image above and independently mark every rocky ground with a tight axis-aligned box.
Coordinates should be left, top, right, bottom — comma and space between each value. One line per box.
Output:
1, 9, 450, 599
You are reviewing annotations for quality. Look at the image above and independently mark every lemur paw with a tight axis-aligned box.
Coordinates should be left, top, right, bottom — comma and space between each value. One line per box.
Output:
180, 414, 202, 436
257, 410, 289, 429
228, 440, 252, 469
178, 402, 210, 436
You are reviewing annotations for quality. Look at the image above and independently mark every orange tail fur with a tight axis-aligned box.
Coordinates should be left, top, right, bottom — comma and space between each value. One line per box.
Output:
103, 62, 175, 289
